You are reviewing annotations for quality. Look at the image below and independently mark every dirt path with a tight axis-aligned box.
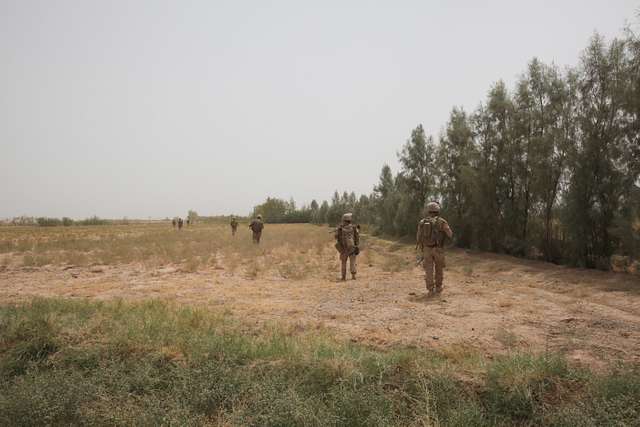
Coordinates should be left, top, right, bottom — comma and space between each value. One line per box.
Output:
1, 243, 639, 369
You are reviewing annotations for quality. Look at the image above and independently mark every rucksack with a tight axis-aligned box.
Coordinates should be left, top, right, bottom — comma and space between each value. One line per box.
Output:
420, 217, 444, 247
251, 220, 264, 232
339, 224, 356, 253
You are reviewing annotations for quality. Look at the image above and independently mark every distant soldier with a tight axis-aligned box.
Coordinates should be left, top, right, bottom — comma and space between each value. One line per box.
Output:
249, 214, 264, 243
186, 218, 191, 226
230, 216, 238, 236
172, 218, 176, 228
335, 213, 360, 281
417, 201, 453, 296
177, 217, 184, 230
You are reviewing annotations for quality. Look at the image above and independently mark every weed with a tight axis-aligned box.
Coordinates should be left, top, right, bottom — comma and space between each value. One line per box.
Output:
1, 299, 636, 426
381, 253, 411, 272
495, 327, 519, 349
463, 265, 474, 276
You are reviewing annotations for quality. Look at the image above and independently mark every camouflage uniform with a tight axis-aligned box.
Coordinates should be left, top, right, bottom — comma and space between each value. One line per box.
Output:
249, 215, 264, 244
230, 217, 238, 236
417, 202, 453, 294
177, 217, 183, 230
335, 213, 360, 281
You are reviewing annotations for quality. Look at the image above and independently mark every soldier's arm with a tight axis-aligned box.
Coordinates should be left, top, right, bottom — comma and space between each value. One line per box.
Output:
334, 226, 341, 240
416, 221, 423, 245
354, 226, 360, 246
440, 219, 453, 239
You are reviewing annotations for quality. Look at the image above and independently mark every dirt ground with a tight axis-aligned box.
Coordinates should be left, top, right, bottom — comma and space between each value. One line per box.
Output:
1, 233, 639, 370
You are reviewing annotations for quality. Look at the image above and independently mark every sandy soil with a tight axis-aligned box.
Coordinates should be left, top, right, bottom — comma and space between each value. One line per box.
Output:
1, 242, 639, 369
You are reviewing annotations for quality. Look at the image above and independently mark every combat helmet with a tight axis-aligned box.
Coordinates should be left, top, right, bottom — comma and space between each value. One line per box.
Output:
342, 213, 353, 223
257, 214, 262, 220
425, 201, 441, 215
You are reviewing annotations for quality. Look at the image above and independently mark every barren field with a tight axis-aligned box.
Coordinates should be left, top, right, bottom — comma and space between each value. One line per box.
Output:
1, 223, 639, 369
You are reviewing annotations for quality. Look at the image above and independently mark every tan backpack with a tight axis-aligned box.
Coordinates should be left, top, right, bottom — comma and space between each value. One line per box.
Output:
251, 220, 264, 233
339, 224, 356, 253
419, 217, 444, 248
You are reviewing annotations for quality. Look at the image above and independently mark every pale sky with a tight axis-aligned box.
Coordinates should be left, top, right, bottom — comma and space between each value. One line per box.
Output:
1, 0, 637, 219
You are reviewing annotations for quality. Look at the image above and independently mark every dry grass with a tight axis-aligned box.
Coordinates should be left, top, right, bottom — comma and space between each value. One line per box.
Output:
495, 327, 520, 349
0, 222, 335, 279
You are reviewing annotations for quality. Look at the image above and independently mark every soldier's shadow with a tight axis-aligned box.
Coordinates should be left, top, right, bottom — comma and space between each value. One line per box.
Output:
407, 292, 444, 304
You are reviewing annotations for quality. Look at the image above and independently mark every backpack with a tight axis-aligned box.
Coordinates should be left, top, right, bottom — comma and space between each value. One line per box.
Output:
339, 224, 356, 253
251, 220, 264, 233
419, 217, 444, 247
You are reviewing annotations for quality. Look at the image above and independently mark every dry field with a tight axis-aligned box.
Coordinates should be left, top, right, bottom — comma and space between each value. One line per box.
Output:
1, 222, 639, 369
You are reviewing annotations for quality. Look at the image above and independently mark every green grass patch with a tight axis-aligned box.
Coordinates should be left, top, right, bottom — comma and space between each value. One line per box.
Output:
0, 298, 638, 426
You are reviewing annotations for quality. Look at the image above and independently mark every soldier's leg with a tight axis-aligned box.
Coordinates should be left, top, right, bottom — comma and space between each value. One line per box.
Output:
349, 253, 357, 279
435, 249, 445, 292
340, 253, 347, 280
423, 248, 435, 292
256, 232, 261, 244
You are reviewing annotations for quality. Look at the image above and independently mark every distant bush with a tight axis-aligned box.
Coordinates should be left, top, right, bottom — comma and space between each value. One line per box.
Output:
10, 216, 36, 226
75, 216, 109, 226
32, 216, 109, 227
36, 217, 62, 227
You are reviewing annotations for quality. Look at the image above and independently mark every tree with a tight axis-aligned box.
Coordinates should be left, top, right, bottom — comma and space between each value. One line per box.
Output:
398, 125, 436, 208
372, 164, 399, 234
187, 210, 198, 224
469, 81, 515, 251
437, 107, 475, 247
565, 35, 633, 267
315, 201, 330, 224
252, 197, 289, 222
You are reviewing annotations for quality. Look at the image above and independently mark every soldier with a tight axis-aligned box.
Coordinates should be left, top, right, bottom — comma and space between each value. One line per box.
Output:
335, 213, 360, 281
249, 214, 264, 243
177, 217, 184, 230
417, 201, 453, 296
172, 218, 176, 228
230, 216, 238, 236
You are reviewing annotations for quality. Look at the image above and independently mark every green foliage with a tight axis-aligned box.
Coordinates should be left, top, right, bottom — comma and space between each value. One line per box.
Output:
30, 216, 109, 227
36, 217, 62, 227
357, 31, 639, 271
253, 197, 312, 223
0, 299, 638, 426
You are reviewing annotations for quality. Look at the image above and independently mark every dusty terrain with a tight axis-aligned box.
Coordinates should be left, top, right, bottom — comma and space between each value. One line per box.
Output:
1, 223, 639, 369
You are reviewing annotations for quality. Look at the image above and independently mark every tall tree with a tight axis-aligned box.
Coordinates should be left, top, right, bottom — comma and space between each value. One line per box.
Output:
470, 81, 515, 251
372, 164, 398, 235
396, 125, 438, 235
437, 107, 475, 247
565, 35, 633, 267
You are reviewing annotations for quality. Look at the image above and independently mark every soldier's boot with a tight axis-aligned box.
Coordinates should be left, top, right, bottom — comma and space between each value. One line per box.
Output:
351, 273, 356, 280
425, 281, 435, 297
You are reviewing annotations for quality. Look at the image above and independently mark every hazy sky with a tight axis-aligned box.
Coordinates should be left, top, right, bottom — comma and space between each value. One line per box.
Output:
1, 1, 638, 219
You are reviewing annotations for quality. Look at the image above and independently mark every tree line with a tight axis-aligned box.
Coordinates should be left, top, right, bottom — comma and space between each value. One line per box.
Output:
255, 31, 639, 270
3, 216, 111, 227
